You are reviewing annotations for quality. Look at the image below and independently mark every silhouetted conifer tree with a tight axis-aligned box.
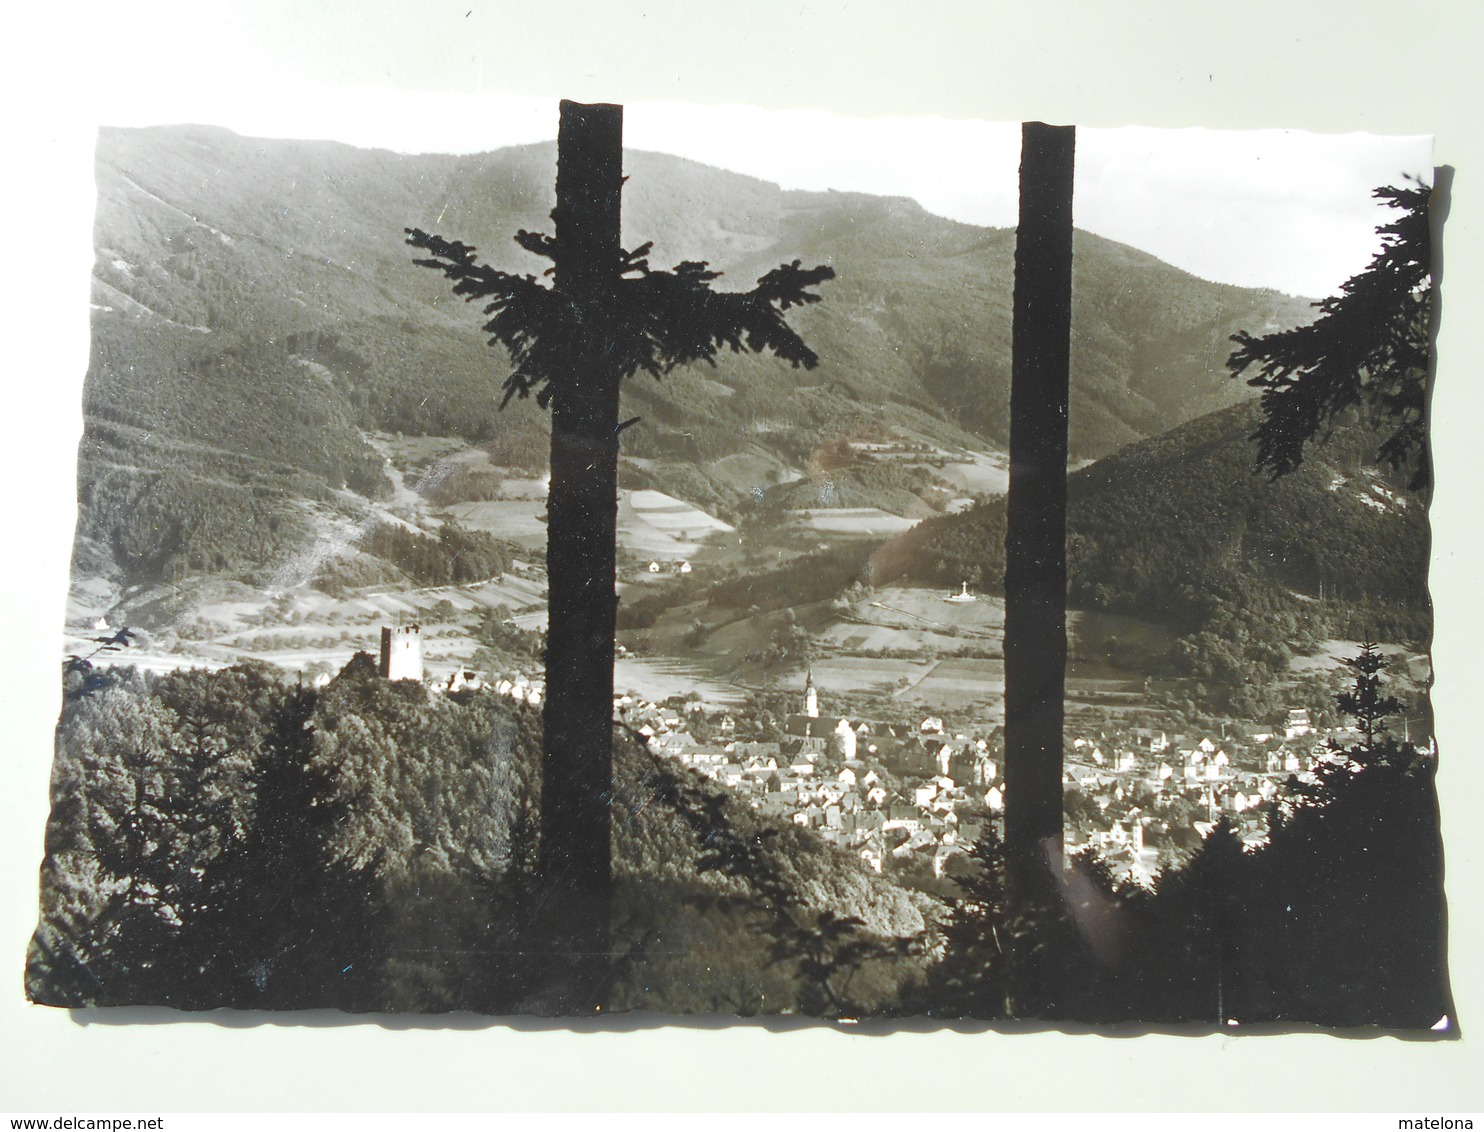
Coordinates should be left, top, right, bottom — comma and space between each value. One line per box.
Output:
1228, 182, 1433, 488
1130, 644, 1451, 1029
921, 830, 1015, 1017
29, 664, 389, 1009
1003, 121, 1075, 1017
1149, 815, 1248, 1023
188, 681, 389, 1009
1332, 640, 1405, 765
1241, 644, 1449, 1027
407, 101, 832, 1011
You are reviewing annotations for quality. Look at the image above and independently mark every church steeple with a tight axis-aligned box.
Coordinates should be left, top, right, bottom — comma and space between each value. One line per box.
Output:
804, 667, 819, 718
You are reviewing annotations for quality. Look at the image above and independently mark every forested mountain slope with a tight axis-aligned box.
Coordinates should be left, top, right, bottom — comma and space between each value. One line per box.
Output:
78, 125, 1315, 590
31, 657, 933, 1013
872, 400, 1430, 693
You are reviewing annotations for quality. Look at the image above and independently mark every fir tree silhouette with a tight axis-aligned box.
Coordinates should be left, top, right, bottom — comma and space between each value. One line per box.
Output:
1228, 182, 1434, 489
189, 679, 389, 1009
1002, 121, 1076, 1017
1128, 643, 1453, 1029
1246, 643, 1450, 1027
28, 665, 388, 1010
407, 100, 832, 1012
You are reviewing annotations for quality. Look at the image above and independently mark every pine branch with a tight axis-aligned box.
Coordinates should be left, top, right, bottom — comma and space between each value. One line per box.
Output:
1226, 181, 1432, 488
408, 225, 834, 410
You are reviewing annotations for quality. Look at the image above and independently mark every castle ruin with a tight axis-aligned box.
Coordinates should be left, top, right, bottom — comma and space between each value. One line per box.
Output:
379, 624, 424, 682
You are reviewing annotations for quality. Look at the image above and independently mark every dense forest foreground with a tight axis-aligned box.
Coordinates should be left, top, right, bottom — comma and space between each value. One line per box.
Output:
29, 650, 1451, 1028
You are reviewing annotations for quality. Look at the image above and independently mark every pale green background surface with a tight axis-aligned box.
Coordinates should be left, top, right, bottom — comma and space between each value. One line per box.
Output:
2, 0, 1481, 1112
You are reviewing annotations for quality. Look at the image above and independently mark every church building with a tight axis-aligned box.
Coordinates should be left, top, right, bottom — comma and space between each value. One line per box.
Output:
783, 669, 856, 761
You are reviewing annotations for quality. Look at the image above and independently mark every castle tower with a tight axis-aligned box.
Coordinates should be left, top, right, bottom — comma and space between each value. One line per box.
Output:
379, 624, 424, 682
804, 667, 819, 718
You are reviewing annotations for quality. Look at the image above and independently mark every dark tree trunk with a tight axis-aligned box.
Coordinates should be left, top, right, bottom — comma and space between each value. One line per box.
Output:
1003, 121, 1075, 1017
535, 100, 624, 1013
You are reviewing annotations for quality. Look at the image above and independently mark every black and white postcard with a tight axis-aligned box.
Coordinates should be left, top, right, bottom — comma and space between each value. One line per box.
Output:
23, 96, 1451, 1031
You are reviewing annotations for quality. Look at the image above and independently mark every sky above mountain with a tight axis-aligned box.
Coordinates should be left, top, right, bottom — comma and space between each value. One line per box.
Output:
96, 85, 1431, 299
